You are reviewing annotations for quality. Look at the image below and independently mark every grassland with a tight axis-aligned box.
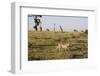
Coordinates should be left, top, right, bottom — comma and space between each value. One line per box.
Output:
28, 31, 88, 61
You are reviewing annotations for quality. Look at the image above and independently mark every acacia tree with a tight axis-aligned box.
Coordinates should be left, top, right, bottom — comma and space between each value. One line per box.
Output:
33, 15, 42, 31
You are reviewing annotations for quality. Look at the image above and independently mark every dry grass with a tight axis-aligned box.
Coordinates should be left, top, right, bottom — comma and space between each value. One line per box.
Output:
28, 31, 88, 61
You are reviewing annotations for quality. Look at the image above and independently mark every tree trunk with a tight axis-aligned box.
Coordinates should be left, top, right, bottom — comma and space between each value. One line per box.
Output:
59, 25, 63, 32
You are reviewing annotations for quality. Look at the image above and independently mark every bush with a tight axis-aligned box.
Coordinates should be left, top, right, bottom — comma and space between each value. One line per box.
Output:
84, 29, 88, 34
73, 29, 78, 32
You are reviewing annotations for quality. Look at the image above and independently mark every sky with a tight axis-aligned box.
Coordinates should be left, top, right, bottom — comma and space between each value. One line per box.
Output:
28, 15, 88, 32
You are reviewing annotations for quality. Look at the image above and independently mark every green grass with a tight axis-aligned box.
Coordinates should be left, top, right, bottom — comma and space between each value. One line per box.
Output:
28, 31, 88, 61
